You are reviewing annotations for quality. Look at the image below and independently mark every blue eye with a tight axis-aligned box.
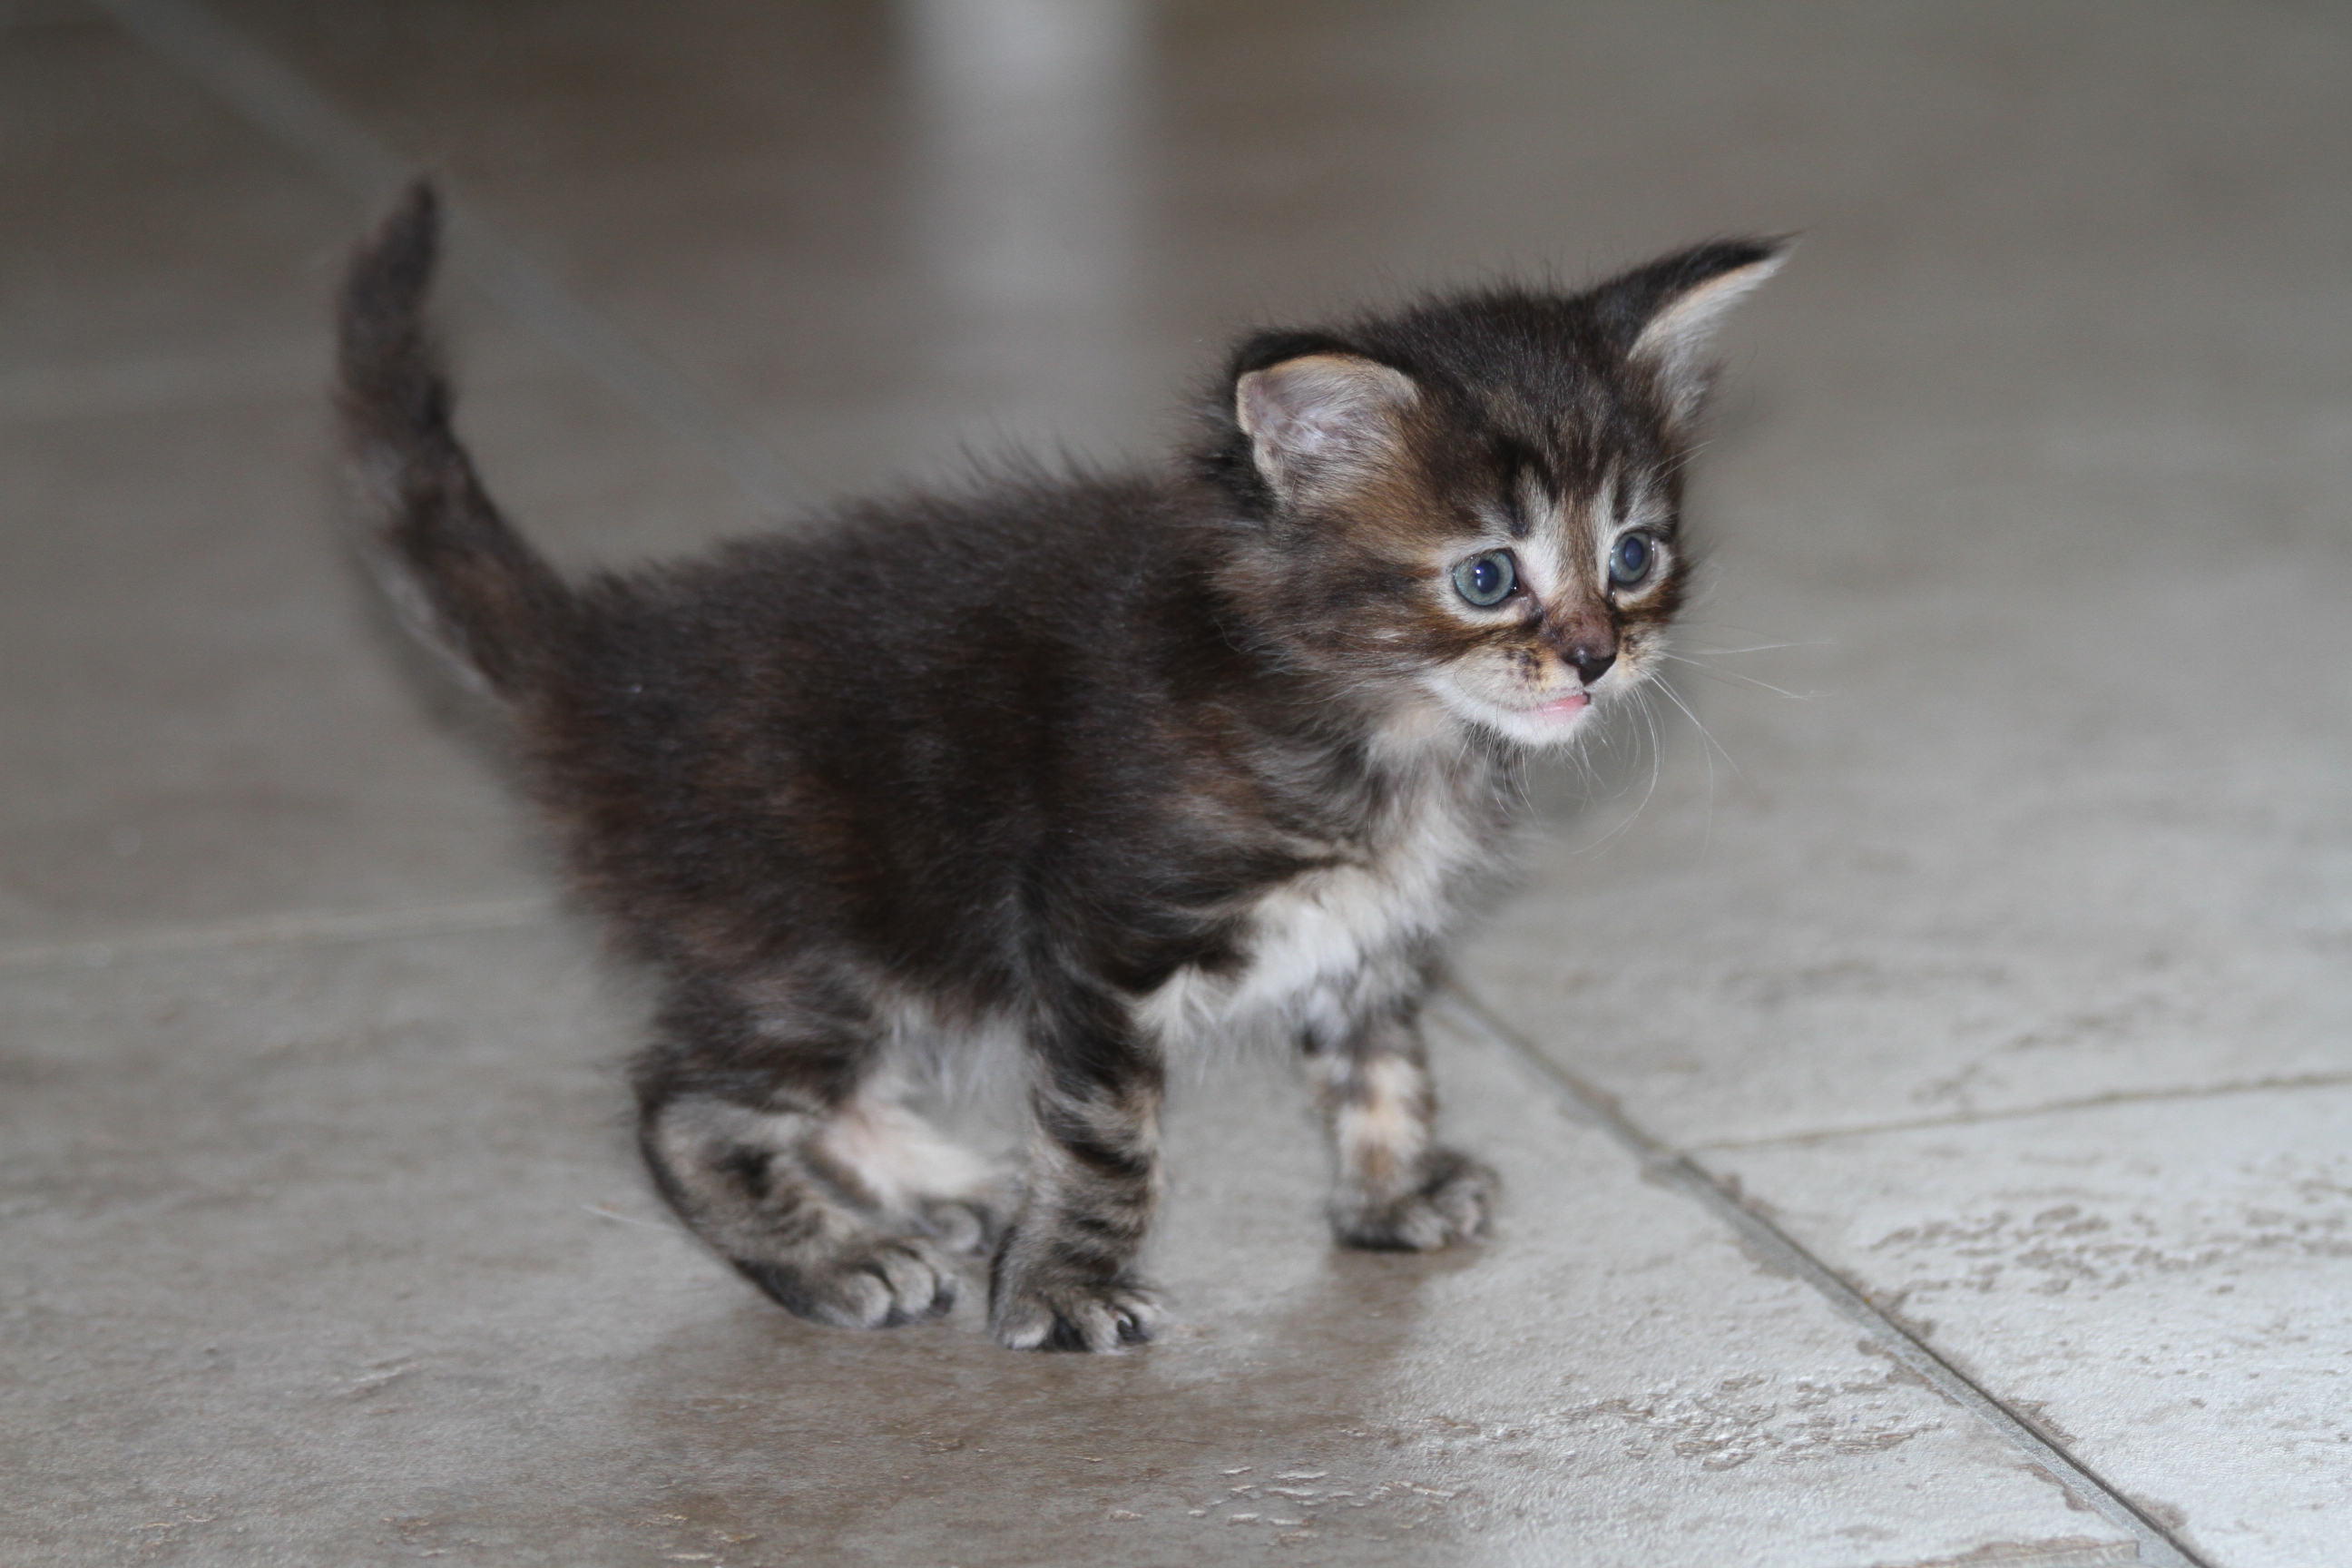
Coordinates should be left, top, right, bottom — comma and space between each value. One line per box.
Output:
1609, 532, 1655, 586
1452, 549, 1516, 607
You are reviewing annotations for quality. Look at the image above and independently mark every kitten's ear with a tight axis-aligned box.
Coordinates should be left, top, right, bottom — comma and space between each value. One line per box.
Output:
1604, 238, 1791, 429
1235, 352, 1419, 502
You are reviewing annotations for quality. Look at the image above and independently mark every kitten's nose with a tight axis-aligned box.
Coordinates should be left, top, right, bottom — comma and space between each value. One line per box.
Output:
1569, 645, 1616, 684
1546, 609, 1617, 686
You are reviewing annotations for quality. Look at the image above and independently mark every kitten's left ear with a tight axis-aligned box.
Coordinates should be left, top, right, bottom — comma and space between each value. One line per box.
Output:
1604, 238, 1791, 429
1233, 351, 1419, 505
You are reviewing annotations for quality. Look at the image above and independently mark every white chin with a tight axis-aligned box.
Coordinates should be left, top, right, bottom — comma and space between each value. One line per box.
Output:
1427, 681, 1598, 750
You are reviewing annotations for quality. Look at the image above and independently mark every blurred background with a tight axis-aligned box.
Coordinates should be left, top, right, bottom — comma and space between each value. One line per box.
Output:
5, 4, 2349, 1565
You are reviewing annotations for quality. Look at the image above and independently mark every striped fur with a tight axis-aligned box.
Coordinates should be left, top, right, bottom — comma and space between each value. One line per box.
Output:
336, 182, 1782, 1350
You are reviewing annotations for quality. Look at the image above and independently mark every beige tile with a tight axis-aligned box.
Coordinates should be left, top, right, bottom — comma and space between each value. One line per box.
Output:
154, 0, 2352, 1156
1464, 628, 2352, 1153
1708, 1089, 2352, 1567
1462, 417, 2352, 1144
1417, 0, 2352, 1148
0, 396, 534, 946
15, 0, 2352, 1559
191, 0, 1166, 492
0, 11, 760, 946
0, 370, 759, 949
198, 1, 2352, 468
0, 928, 2127, 1566
1, 3, 340, 381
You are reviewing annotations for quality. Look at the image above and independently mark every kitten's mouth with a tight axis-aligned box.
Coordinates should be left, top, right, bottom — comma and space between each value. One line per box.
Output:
1527, 692, 1591, 723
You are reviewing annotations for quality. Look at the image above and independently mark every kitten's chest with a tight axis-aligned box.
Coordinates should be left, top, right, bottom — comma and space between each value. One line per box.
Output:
1142, 770, 1497, 1049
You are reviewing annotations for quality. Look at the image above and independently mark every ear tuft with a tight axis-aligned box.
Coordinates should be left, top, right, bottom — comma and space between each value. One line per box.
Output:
1613, 238, 1791, 427
1235, 353, 1417, 499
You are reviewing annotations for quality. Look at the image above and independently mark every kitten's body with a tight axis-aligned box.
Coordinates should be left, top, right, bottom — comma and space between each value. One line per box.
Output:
338, 186, 1781, 1350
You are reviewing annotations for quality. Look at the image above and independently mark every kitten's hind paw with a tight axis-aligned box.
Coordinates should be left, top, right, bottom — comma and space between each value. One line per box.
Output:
990, 1274, 1165, 1353
1329, 1149, 1499, 1251
733, 1238, 959, 1329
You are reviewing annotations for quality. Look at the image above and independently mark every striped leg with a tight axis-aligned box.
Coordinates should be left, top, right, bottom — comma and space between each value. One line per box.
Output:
988, 996, 1166, 1351
1309, 1005, 1496, 1250
635, 976, 1006, 1329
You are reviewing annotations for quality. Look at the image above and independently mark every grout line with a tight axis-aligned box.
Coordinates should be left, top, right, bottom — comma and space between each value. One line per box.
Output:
1435, 985, 2209, 1568
0, 897, 560, 975
85, 0, 808, 514
1689, 1071, 2352, 1152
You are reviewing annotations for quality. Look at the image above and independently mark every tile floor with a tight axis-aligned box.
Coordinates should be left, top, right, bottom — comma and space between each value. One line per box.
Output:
4, 3, 2347, 1563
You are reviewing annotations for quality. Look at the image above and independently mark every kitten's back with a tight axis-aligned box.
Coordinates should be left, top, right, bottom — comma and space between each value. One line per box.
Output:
520, 468, 1307, 994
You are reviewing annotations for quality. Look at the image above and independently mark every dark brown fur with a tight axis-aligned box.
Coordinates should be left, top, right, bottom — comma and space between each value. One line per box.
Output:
335, 183, 1781, 1350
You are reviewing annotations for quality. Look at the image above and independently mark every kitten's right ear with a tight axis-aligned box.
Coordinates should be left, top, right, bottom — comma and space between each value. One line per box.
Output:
1602, 237, 1791, 430
1235, 353, 1418, 504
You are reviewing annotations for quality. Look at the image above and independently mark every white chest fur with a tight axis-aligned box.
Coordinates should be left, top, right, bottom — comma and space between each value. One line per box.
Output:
1139, 762, 1495, 1058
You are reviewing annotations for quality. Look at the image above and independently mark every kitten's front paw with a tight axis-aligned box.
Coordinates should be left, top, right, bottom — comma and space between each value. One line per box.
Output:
733, 1238, 959, 1329
1329, 1149, 1498, 1251
990, 1270, 1165, 1353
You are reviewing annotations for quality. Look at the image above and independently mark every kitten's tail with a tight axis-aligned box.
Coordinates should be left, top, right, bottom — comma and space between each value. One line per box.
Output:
335, 181, 571, 699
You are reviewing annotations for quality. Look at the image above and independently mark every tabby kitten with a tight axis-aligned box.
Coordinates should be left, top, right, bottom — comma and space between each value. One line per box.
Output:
337, 184, 1782, 1352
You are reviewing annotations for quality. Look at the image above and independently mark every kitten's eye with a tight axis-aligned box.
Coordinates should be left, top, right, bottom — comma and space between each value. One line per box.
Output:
1451, 549, 1517, 608
1609, 532, 1656, 587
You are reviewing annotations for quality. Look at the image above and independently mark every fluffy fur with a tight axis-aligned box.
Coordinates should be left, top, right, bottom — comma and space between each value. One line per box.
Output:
336, 182, 1782, 1351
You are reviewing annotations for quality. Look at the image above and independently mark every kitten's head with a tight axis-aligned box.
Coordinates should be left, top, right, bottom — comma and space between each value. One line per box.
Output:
1207, 240, 1786, 750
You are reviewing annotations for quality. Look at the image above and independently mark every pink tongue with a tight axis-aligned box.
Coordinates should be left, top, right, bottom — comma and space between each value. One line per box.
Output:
1538, 692, 1591, 719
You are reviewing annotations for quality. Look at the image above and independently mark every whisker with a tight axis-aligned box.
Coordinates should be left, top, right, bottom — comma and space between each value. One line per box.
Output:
1572, 724, 1602, 793
1676, 617, 1814, 647
1656, 652, 1818, 701
1636, 686, 1663, 827
1677, 639, 1832, 657
1596, 693, 1648, 810
1578, 685, 1664, 855
1648, 677, 1726, 852
1656, 677, 1742, 783
1654, 440, 1714, 482
1503, 750, 1539, 818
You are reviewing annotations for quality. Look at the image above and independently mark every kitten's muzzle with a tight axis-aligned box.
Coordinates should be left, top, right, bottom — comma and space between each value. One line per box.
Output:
1540, 608, 1617, 685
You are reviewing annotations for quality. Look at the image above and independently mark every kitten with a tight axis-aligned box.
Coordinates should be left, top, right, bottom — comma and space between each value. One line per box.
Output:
336, 183, 1782, 1352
